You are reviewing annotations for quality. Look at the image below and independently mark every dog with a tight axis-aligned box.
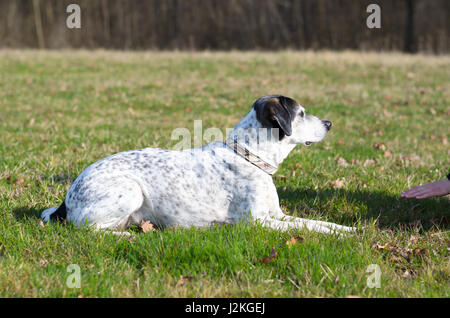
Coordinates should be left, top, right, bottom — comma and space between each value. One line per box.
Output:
41, 95, 354, 234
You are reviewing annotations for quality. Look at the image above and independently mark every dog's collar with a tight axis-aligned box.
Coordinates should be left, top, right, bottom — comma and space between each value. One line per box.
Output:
224, 138, 278, 175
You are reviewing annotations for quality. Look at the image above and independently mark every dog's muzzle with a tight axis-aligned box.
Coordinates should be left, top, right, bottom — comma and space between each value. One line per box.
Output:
323, 120, 332, 131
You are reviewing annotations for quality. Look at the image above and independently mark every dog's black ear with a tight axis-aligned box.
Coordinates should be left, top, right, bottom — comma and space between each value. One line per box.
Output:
253, 95, 297, 139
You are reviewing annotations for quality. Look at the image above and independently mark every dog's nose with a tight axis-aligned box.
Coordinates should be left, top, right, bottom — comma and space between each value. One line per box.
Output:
323, 120, 332, 130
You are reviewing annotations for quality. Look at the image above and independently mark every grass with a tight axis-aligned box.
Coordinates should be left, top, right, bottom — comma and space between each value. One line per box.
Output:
0, 50, 449, 297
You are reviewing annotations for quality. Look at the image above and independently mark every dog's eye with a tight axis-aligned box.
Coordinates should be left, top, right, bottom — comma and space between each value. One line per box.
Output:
299, 111, 305, 118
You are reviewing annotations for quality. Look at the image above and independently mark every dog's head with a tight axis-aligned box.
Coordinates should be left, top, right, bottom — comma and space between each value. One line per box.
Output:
253, 95, 332, 146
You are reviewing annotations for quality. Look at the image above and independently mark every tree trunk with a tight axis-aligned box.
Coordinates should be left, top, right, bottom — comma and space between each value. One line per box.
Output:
404, 0, 416, 53
32, 0, 45, 49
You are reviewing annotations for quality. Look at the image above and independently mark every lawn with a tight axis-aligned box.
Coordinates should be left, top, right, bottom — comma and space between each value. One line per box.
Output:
0, 50, 448, 297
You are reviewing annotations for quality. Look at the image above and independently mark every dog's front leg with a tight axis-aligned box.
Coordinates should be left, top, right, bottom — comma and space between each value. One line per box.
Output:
257, 216, 343, 234
253, 184, 355, 234
276, 212, 355, 233
262, 188, 355, 233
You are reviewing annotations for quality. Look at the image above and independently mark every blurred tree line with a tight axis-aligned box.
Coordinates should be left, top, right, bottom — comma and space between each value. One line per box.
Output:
0, 0, 448, 53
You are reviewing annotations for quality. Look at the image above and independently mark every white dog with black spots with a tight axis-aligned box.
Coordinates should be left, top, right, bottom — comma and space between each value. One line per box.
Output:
42, 95, 355, 234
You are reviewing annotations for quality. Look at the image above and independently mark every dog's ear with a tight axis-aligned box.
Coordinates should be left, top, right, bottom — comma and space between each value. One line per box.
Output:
254, 96, 297, 139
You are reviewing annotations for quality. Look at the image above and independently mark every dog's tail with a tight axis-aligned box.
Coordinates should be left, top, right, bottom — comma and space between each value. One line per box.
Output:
41, 201, 67, 223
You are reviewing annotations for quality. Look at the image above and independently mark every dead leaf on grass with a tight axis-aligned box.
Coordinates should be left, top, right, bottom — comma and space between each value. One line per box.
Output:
390, 254, 403, 263
330, 178, 345, 189
337, 157, 349, 167
373, 143, 386, 151
404, 155, 421, 162
375, 240, 429, 264
140, 220, 156, 233
376, 242, 397, 251
39, 259, 49, 267
14, 178, 25, 185
412, 248, 428, 256
383, 109, 392, 117
176, 275, 194, 287
363, 159, 376, 167
384, 150, 392, 158
261, 246, 278, 264
373, 130, 384, 136
286, 236, 304, 247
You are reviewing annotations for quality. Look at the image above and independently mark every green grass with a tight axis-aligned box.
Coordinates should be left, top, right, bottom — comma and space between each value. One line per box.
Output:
0, 50, 449, 297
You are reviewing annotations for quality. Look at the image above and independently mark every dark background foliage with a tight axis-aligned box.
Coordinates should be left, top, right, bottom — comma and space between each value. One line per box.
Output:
0, 0, 448, 53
